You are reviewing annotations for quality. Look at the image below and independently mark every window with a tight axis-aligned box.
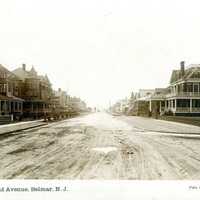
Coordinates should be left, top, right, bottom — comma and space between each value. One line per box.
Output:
177, 99, 190, 107
192, 99, 200, 107
194, 84, 199, 93
187, 83, 193, 92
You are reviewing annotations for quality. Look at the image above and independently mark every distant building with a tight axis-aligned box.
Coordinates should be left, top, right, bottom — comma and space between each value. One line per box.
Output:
50, 88, 69, 118
111, 102, 121, 113
111, 98, 129, 114
53, 88, 67, 107
67, 96, 87, 113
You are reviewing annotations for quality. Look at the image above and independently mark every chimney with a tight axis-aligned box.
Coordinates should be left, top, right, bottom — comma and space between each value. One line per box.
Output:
180, 61, 185, 76
22, 64, 26, 71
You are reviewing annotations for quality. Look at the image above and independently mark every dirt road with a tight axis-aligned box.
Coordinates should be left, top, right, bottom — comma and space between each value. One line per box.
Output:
1, 112, 200, 179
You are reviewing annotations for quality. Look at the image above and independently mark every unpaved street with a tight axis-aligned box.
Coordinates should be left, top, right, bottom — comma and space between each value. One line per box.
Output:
1, 112, 200, 179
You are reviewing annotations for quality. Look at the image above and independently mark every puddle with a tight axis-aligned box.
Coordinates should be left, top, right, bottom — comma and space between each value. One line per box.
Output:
92, 147, 117, 154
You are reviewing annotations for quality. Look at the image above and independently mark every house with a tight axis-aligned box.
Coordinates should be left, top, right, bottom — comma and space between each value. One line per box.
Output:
67, 96, 87, 114
12, 64, 53, 119
53, 88, 67, 108
128, 61, 200, 117
50, 88, 69, 118
127, 89, 154, 116
110, 98, 129, 114
165, 61, 200, 116
0, 64, 24, 123
129, 99, 150, 116
148, 88, 168, 117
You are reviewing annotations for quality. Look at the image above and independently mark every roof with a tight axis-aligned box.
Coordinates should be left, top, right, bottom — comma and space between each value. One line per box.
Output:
0, 95, 24, 101
12, 66, 51, 84
139, 89, 155, 93
23, 99, 47, 103
0, 64, 22, 81
137, 95, 151, 101
12, 67, 30, 81
170, 64, 200, 84
0, 64, 11, 74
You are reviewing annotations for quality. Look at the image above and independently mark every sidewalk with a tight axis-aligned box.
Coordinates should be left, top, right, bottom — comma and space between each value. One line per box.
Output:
0, 120, 47, 135
121, 115, 200, 134
158, 116, 200, 127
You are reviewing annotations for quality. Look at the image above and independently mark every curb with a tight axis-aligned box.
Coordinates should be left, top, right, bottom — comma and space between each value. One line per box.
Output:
0, 123, 47, 136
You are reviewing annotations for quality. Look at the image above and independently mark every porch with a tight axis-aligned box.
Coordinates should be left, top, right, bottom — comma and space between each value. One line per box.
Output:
23, 100, 51, 119
0, 95, 24, 123
165, 99, 200, 114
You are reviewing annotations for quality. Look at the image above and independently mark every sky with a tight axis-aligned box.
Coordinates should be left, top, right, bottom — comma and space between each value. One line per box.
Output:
1, 0, 200, 108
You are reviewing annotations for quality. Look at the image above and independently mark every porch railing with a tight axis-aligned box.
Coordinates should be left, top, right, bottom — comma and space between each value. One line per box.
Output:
23, 108, 51, 113
166, 92, 200, 98
176, 107, 190, 112
175, 107, 200, 112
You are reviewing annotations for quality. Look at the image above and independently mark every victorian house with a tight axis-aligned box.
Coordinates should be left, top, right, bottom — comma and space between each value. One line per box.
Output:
165, 61, 200, 116
129, 61, 200, 117
12, 64, 53, 119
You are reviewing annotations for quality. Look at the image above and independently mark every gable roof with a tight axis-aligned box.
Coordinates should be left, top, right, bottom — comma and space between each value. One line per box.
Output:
12, 67, 30, 81
170, 64, 200, 84
0, 64, 11, 74
0, 64, 22, 81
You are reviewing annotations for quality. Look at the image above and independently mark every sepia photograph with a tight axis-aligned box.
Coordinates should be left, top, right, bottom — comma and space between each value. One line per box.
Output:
1, 0, 200, 199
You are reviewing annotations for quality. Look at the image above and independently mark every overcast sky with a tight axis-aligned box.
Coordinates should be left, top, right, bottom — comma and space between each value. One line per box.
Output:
1, 0, 200, 108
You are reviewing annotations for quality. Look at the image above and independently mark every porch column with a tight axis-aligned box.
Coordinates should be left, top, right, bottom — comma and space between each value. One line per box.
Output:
2, 101, 5, 113
4, 101, 6, 113
5, 101, 7, 113
159, 101, 162, 113
13, 102, 15, 112
175, 99, 177, 111
21, 102, 23, 113
149, 100, 152, 112
36, 103, 39, 118
190, 99, 192, 112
